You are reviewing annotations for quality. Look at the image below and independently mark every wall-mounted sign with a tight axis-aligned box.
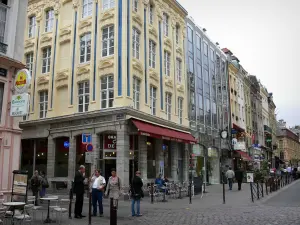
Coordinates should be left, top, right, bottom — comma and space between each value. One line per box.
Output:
104, 134, 117, 149
246, 173, 254, 183
233, 141, 246, 151
63, 141, 70, 148
14, 69, 31, 94
0, 68, 7, 77
10, 93, 29, 117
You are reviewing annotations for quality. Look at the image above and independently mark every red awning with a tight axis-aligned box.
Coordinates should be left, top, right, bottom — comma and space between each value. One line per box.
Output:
236, 150, 252, 161
132, 119, 196, 144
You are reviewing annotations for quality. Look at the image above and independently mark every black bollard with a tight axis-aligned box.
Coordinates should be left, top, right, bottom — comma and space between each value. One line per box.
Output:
68, 188, 73, 219
222, 181, 225, 204
256, 182, 259, 199
250, 183, 254, 203
178, 185, 182, 199
265, 182, 268, 195
88, 192, 91, 225
150, 183, 154, 204
110, 198, 117, 225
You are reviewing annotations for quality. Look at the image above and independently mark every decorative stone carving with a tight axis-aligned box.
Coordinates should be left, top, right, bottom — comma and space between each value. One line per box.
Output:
62, 0, 72, 5
149, 69, 159, 82
37, 75, 50, 86
55, 69, 69, 89
100, 9, 115, 22
98, 58, 114, 70
77, 64, 91, 76
149, 25, 158, 38
59, 25, 72, 44
24, 39, 35, 49
143, 0, 149, 6
41, 35, 53, 44
73, 0, 80, 8
165, 77, 173, 88
176, 46, 183, 56
132, 59, 143, 73
132, 13, 142, 26
177, 83, 184, 93
164, 37, 172, 48
78, 19, 92, 36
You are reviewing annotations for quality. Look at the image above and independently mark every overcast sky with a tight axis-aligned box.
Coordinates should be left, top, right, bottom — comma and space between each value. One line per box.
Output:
177, 0, 299, 127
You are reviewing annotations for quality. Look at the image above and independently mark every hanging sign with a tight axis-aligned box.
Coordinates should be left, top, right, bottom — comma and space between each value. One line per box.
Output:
14, 69, 31, 94
10, 93, 30, 117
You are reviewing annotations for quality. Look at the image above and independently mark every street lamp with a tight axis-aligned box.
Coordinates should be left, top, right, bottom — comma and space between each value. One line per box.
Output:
220, 129, 228, 204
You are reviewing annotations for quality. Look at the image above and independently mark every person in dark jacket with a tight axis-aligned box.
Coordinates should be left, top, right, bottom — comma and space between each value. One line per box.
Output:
73, 165, 86, 219
235, 167, 244, 191
131, 171, 143, 217
30, 170, 41, 206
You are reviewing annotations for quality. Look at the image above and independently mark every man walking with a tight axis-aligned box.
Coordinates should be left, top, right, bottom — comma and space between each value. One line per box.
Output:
30, 170, 41, 206
225, 167, 235, 190
235, 167, 244, 191
73, 165, 86, 219
91, 169, 106, 217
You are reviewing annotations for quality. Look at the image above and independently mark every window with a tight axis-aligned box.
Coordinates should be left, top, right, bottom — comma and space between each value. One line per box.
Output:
101, 75, 114, 108
175, 25, 179, 44
165, 92, 171, 120
176, 58, 182, 82
133, 0, 138, 12
0, 5, 7, 43
149, 5, 153, 24
26, 52, 34, 75
102, 25, 114, 57
28, 16, 36, 38
163, 13, 169, 36
103, 0, 115, 10
82, 0, 93, 18
210, 49, 214, 62
45, 9, 54, 32
178, 97, 183, 124
133, 77, 140, 110
78, 81, 89, 112
203, 42, 208, 65
150, 86, 156, 115
187, 27, 193, 53
164, 51, 170, 76
149, 40, 156, 68
132, 28, 140, 59
42, 47, 51, 73
0, 83, 3, 122
39, 91, 48, 118
80, 33, 91, 63
196, 35, 201, 60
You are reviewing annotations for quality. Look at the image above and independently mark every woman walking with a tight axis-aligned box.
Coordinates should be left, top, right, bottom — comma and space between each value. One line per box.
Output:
105, 168, 121, 205
131, 171, 143, 217
40, 171, 48, 200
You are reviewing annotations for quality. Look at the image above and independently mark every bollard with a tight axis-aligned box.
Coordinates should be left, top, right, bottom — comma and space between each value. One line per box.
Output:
265, 182, 268, 195
261, 183, 264, 197
178, 185, 182, 199
250, 183, 254, 203
68, 188, 73, 219
150, 183, 154, 204
88, 192, 91, 225
222, 181, 225, 204
256, 182, 259, 199
110, 198, 117, 225
189, 182, 192, 204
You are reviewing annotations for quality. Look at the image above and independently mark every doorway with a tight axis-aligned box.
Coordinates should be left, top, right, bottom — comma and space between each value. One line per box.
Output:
104, 159, 116, 181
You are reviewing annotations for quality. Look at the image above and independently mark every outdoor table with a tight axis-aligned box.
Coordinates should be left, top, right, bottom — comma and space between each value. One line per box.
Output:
40, 197, 58, 223
2, 202, 26, 225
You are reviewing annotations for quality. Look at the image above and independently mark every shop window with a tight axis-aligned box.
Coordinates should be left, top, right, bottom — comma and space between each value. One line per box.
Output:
147, 137, 156, 178
35, 139, 48, 174
21, 139, 34, 178
55, 137, 69, 177
162, 140, 171, 178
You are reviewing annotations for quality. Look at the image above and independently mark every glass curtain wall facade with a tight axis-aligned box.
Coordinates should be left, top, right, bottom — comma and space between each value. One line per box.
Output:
186, 18, 230, 184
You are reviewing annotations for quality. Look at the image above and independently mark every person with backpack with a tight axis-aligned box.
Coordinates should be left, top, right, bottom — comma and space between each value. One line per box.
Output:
30, 170, 41, 206
40, 171, 49, 199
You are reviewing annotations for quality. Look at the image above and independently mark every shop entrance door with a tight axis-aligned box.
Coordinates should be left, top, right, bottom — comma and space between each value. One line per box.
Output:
104, 159, 116, 181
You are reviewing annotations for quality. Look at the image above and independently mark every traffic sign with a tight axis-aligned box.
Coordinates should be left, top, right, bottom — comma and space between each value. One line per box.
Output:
82, 133, 92, 144
86, 143, 93, 152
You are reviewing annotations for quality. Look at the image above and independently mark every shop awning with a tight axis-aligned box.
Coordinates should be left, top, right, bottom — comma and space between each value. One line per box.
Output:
132, 119, 197, 144
236, 150, 252, 161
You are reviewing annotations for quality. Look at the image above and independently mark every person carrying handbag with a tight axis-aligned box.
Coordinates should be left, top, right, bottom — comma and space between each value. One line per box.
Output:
105, 168, 121, 205
131, 171, 143, 217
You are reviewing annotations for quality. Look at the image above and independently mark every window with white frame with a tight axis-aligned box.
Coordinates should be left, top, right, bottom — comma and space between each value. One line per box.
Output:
163, 13, 169, 36
102, 25, 114, 57
149, 40, 156, 68
165, 92, 172, 120
175, 25, 179, 44
164, 51, 170, 76
101, 75, 114, 108
150, 86, 156, 115
103, 0, 115, 10
178, 97, 183, 124
39, 91, 48, 119
149, 5, 153, 24
82, 0, 93, 18
133, 77, 140, 110
26, 52, 34, 75
133, 0, 138, 12
45, 9, 54, 32
80, 33, 91, 63
28, 16, 36, 38
0, 5, 7, 43
78, 81, 89, 112
176, 58, 182, 82
0, 83, 3, 123
132, 28, 140, 59
42, 47, 51, 73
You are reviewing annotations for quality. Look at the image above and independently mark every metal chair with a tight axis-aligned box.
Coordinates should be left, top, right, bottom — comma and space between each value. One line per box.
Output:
53, 199, 69, 225
13, 205, 33, 225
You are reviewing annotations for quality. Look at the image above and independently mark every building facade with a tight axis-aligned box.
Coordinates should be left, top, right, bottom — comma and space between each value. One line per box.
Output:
0, 0, 28, 197
186, 18, 230, 185
243, 75, 252, 155
268, 92, 277, 167
21, 0, 195, 188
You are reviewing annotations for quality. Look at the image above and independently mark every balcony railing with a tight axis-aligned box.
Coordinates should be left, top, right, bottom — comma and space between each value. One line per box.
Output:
264, 125, 272, 134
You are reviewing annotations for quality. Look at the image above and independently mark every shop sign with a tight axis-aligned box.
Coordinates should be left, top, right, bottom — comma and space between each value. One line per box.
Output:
192, 144, 203, 156
10, 93, 29, 117
14, 69, 31, 94
233, 141, 246, 151
104, 134, 117, 149
0, 68, 7, 77
253, 154, 260, 161
208, 147, 218, 157
246, 173, 254, 183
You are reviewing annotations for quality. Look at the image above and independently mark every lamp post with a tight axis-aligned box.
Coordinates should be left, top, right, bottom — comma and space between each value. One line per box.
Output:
220, 129, 229, 204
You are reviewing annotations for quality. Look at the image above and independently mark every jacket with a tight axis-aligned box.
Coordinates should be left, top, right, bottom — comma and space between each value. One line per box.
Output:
73, 171, 85, 194
226, 170, 235, 179
131, 176, 143, 199
235, 170, 244, 181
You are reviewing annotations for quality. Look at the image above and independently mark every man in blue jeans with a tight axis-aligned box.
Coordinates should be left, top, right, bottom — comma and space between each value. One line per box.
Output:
91, 169, 106, 217
131, 171, 143, 217
225, 167, 235, 190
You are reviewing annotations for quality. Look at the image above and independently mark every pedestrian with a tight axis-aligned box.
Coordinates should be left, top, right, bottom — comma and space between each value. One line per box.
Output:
39, 171, 49, 201
105, 168, 121, 202
235, 167, 244, 191
73, 165, 86, 219
131, 171, 143, 217
30, 170, 41, 206
225, 167, 235, 191
91, 169, 106, 217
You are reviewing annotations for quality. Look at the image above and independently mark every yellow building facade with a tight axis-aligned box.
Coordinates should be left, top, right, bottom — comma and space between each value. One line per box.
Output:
243, 75, 252, 150
21, 0, 194, 186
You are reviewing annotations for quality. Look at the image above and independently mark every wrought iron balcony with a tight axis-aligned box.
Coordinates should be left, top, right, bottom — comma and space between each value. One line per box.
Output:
0, 42, 7, 54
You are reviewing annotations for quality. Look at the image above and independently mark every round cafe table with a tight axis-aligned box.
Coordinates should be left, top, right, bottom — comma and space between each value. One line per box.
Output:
40, 197, 58, 223
2, 202, 26, 225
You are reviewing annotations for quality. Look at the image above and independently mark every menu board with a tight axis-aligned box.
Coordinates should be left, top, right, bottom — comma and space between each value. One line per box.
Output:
12, 171, 28, 196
